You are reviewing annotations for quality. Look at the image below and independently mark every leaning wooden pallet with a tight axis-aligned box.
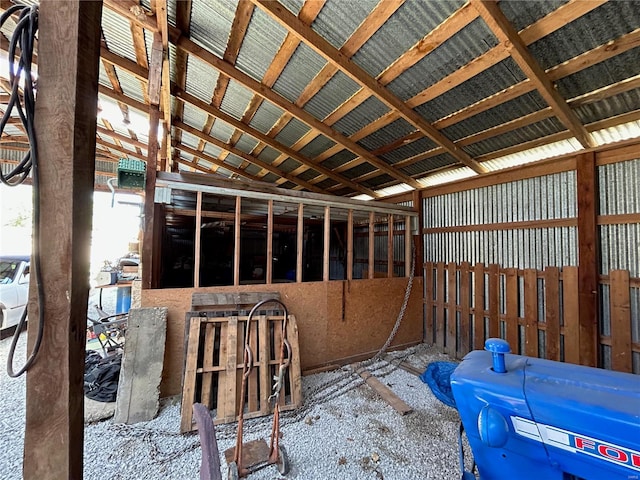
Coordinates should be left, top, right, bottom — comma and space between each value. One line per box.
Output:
180, 308, 302, 433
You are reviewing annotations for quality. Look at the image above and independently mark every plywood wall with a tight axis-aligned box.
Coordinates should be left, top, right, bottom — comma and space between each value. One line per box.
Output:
142, 277, 423, 397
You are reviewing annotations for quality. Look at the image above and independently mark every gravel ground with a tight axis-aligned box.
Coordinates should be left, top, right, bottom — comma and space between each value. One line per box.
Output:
1, 303, 466, 480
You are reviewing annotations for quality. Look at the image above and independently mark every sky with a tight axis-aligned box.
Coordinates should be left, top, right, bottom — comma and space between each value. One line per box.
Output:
0, 183, 142, 276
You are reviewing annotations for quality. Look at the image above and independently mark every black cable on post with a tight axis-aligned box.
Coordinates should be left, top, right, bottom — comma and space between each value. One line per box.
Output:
1, 4, 44, 377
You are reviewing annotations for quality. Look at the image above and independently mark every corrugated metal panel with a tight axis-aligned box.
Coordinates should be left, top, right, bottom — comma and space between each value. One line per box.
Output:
298, 169, 321, 182
528, 1, 640, 71
101, 8, 137, 63
223, 154, 243, 168
185, 56, 220, 104
441, 91, 548, 142
315, 178, 338, 190
401, 154, 456, 176
182, 103, 209, 131
499, 0, 568, 32
351, 0, 464, 78
180, 131, 201, 150
381, 137, 439, 164
358, 118, 415, 151
320, 149, 357, 170
415, 57, 526, 123
272, 43, 326, 103
189, 0, 236, 59
98, 62, 112, 88
245, 164, 261, 176
235, 7, 288, 82
274, 118, 309, 147
249, 102, 285, 134
303, 72, 361, 121
599, 158, 640, 215
557, 48, 640, 99
219, 79, 253, 121
299, 136, 336, 159
341, 162, 376, 180
387, 18, 498, 102
600, 224, 640, 277
278, 0, 304, 16
574, 88, 640, 125
202, 143, 223, 158
463, 117, 565, 158
312, 0, 378, 50
364, 174, 394, 188
278, 158, 301, 174
115, 67, 146, 103
257, 146, 280, 164
210, 120, 235, 143
235, 134, 260, 154
332, 97, 390, 137
96, 160, 117, 174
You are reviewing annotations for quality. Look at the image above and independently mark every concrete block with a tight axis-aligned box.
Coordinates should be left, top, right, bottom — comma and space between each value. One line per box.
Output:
113, 307, 168, 424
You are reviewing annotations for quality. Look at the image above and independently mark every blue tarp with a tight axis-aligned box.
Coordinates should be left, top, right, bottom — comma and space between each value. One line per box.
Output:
420, 361, 458, 409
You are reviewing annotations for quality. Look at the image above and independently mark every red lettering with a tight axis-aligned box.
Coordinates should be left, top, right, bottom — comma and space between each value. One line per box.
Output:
575, 438, 595, 451
632, 453, 640, 468
598, 445, 628, 463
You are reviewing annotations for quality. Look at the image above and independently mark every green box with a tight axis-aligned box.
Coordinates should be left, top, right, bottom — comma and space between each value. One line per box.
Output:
117, 158, 146, 189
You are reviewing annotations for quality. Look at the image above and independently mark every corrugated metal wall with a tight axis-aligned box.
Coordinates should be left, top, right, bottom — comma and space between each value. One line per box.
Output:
423, 171, 578, 269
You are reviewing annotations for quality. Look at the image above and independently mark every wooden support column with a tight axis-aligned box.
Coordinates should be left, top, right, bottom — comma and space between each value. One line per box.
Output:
193, 191, 202, 287
266, 199, 273, 284
347, 209, 353, 281
323, 205, 330, 281
24, 1, 103, 479
387, 215, 394, 278
234, 196, 241, 286
368, 211, 375, 279
296, 203, 303, 283
576, 151, 599, 366
412, 189, 424, 274
404, 215, 412, 277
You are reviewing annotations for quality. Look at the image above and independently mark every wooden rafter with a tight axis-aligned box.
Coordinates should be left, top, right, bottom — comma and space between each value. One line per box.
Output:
472, 0, 595, 149
171, 0, 192, 171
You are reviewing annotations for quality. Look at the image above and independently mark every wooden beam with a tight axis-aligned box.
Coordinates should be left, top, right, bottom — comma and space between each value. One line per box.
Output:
251, 0, 484, 176
576, 151, 599, 367
175, 142, 264, 182
387, 215, 394, 278
323, 205, 330, 282
234, 196, 241, 286
347, 209, 353, 281
472, 0, 595, 149
266, 199, 273, 284
96, 125, 148, 150
194, 191, 202, 287
296, 203, 303, 283
24, 2, 102, 479
104, 0, 159, 32
170, 0, 192, 171
404, 215, 411, 278
368, 211, 375, 279
142, 105, 160, 289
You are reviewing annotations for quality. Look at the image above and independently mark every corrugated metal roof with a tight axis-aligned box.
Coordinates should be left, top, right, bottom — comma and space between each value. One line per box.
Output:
351, 0, 464, 78
311, 0, 379, 50
274, 117, 309, 147
101, 8, 137, 63
441, 91, 549, 142
401, 153, 457, 177
235, 7, 288, 82
210, 119, 235, 143
320, 149, 357, 170
257, 146, 281, 164
297, 169, 322, 182
180, 131, 201, 150
245, 164, 261, 176
415, 57, 526, 123
182, 103, 209, 131
299, 136, 336, 159
235, 134, 260, 154
201, 143, 223, 159
219, 79, 253, 121
115, 67, 146, 103
272, 43, 326, 103
574, 88, 640, 125
341, 162, 376, 180
500, 0, 568, 32
387, 17, 498, 102
463, 117, 565, 158
315, 178, 338, 190
223, 154, 243, 168
185, 55, 220, 104
332, 97, 390, 137
277, 158, 301, 174
363, 173, 394, 188
249, 101, 285, 134
381, 137, 438, 164
189, 0, 236, 59
303, 71, 361, 121
278, 0, 304, 17
358, 118, 415, 151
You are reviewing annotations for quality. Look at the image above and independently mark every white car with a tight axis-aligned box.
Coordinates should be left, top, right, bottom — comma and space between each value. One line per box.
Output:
0, 255, 30, 332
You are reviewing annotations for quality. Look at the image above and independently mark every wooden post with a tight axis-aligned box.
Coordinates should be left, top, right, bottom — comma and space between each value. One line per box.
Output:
610, 270, 632, 373
576, 152, 599, 367
194, 191, 202, 287
523, 269, 539, 357
234, 196, 241, 286
412, 189, 423, 273
323, 205, 330, 281
296, 203, 303, 283
545, 266, 561, 361
488, 264, 500, 338
459, 262, 471, 357
446, 262, 457, 355
404, 215, 411, 277
505, 268, 519, 353
24, 1, 103, 479
347, 209, 353, 281
266, 199, 273, 284
387, 215, 394, 278
368, 211, 375, 279
473, 263, 486, 350
424, 262, 434, 343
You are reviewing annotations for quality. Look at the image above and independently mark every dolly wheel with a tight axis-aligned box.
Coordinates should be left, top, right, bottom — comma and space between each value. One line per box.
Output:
277, 445, 290, 475
227, 462, 239, 480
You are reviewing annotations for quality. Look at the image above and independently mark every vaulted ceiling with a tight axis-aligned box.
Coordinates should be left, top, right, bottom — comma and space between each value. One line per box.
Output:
2, 0, 640, 198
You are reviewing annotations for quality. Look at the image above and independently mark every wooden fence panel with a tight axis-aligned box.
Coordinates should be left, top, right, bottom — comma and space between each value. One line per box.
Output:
505, 268, 519, 354
447, 262, 457, 355
523, 269, 539, 357
545, 267, 560, 361
436, 262, 446, 350
488, 264, 500, 339
473, 263, 485, 350
562, 267, 580, 365
424, 263, 434, 344
610, 270, 632, 373
459, 262, 471, 357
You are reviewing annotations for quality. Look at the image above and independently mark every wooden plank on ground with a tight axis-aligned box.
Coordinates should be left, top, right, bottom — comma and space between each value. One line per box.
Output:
524, 269, 539, 357
473, 263, 486, 350
287, 314, 303, 406
354, 366, 413, 415
505, 268, 519, 353
180, 316, 203, 433
447, 262, 457, 355
459, 262, 471, 357
224, 316, 239, 421
488, 264, 500, 338
610, 270, 632, 373
436, 262, 446, 349
562, 266, 580, 365
545, 266, 560, 361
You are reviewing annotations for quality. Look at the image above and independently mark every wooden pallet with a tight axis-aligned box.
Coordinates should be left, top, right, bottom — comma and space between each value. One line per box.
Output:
180, 310, 302, 433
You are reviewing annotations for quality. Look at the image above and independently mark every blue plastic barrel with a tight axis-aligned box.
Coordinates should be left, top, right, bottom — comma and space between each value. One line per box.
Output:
115, 286, 132, 313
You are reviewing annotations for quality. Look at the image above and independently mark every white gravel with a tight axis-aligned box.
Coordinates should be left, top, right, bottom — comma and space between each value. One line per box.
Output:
1, 321, 466, 480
